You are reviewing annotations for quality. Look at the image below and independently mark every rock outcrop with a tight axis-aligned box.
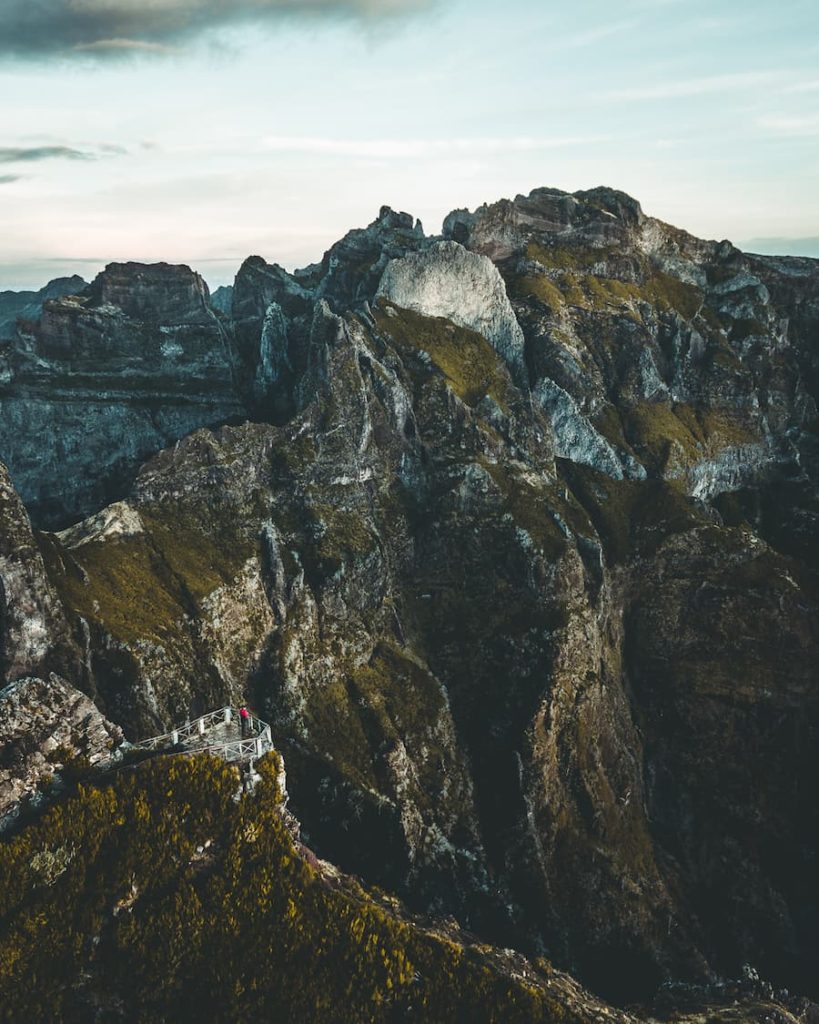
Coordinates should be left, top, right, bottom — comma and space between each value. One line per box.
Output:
376, 240, 527, 378
0, 461, 80, 683
210, 284, 233, 314
0, 275, 87, 341
0, 263, 245, 527
0, 673, 123, 824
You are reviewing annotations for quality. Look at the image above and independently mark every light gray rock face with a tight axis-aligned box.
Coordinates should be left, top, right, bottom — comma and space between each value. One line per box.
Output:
0, 262, 246, 527
682, 442, 779, 500
534, 378, 643, 480
377, 240, 526, 378
0, 674, 123, 823
55, 500, 145, 549
254, 301, 291, 402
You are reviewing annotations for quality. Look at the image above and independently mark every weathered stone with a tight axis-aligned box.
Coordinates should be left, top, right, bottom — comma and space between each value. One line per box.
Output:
0, 262, 246, 527
0, 275, 88, 341
377, 240, 526, 378
0, 460, 79, 683
0, 673, 123, 824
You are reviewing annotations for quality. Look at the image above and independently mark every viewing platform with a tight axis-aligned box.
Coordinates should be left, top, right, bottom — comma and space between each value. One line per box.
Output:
136, 706, 274, 766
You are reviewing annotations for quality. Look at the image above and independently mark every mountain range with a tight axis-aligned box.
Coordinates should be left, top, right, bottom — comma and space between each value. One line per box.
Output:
1, 185, 817, 1022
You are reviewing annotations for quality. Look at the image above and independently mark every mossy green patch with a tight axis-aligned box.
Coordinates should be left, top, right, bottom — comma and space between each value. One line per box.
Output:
301, 641, 456, 804
38, 506, 257, 645
644, 271, 703, 320
510, 274, 567, 309
310, 500, 376, 562
591, 404, 633, 456
481, 460, 569, 560
561, 461, 706, 563
514, 244, 705, 322
621, 402, 757, 473
277, 431, 318, 473
375, 302, 515, 412
525, 242, 615, 271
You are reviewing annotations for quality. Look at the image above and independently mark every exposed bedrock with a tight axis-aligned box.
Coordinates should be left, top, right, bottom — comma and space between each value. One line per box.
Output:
0, 262, 245, 528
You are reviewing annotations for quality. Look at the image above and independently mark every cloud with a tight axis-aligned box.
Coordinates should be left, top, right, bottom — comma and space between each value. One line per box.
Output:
0, 0, 433, 59
261, 135, 611, 160
0, 174, 23, 184
608, 71, 787, 102
0, 145, 95, 163
0, 144, 125, 163
757, 113, 819, 138
73, 38, 179, 54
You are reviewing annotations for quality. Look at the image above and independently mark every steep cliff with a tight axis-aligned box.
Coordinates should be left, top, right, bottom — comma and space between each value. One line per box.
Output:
0, 673, 123, 824
0, 187, 817, 1007
0, 263, 245, 528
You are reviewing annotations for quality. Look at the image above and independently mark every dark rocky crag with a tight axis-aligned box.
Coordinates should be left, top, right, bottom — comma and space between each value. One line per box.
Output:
1, 188, 817, 1009
0, 275, 87, 341
0, 262, 244, 528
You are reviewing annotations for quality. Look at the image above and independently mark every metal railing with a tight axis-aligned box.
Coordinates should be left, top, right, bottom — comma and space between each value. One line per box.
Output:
136, 707, 274, 764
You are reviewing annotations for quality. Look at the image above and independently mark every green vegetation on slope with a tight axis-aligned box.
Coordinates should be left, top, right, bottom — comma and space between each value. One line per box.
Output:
513, 270, 704, 320
561, 462, 707, 564
37, 507, 256, 645
513, 243, 705, 321
0, 756, 582, 1024
374, 302, 515, 411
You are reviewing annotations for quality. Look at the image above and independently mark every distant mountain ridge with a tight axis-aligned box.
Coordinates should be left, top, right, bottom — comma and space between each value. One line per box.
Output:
0, 274, 87, 339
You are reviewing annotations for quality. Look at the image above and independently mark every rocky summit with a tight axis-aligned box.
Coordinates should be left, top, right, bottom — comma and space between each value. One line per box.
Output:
0, 186, 817, 1019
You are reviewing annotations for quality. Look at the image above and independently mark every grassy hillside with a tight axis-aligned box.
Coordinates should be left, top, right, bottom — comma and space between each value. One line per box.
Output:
0, 755, 592, 1024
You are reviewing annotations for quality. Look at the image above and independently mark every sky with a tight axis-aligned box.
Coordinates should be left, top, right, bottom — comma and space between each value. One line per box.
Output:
1, 0, 818, 291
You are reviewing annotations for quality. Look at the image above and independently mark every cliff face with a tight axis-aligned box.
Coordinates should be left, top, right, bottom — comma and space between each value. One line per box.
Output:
0, 673, 123, 824
0, 263, 245, 528
0, 187, 817, 1005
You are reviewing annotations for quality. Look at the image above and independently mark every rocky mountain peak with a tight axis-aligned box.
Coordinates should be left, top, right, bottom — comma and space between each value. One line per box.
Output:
376, 239, 527, 378
86, 261, 212, 325
376, 205, 420, 232
443, 185, 650, 260
0, 274, 88, 340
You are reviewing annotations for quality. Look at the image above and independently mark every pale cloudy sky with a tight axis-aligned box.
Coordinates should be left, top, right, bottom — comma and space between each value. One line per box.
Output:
1, 0, 817, 290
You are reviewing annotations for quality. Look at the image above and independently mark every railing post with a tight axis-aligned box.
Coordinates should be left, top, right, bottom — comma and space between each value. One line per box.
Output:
224, 708, 232, 724
255, 736, 264, 757
171, 730, 179, 744
198, 717, 206, 736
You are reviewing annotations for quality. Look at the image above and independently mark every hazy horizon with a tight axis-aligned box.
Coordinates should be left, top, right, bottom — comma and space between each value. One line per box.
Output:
3, 199, 819, 296
2, 0, 818, 291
